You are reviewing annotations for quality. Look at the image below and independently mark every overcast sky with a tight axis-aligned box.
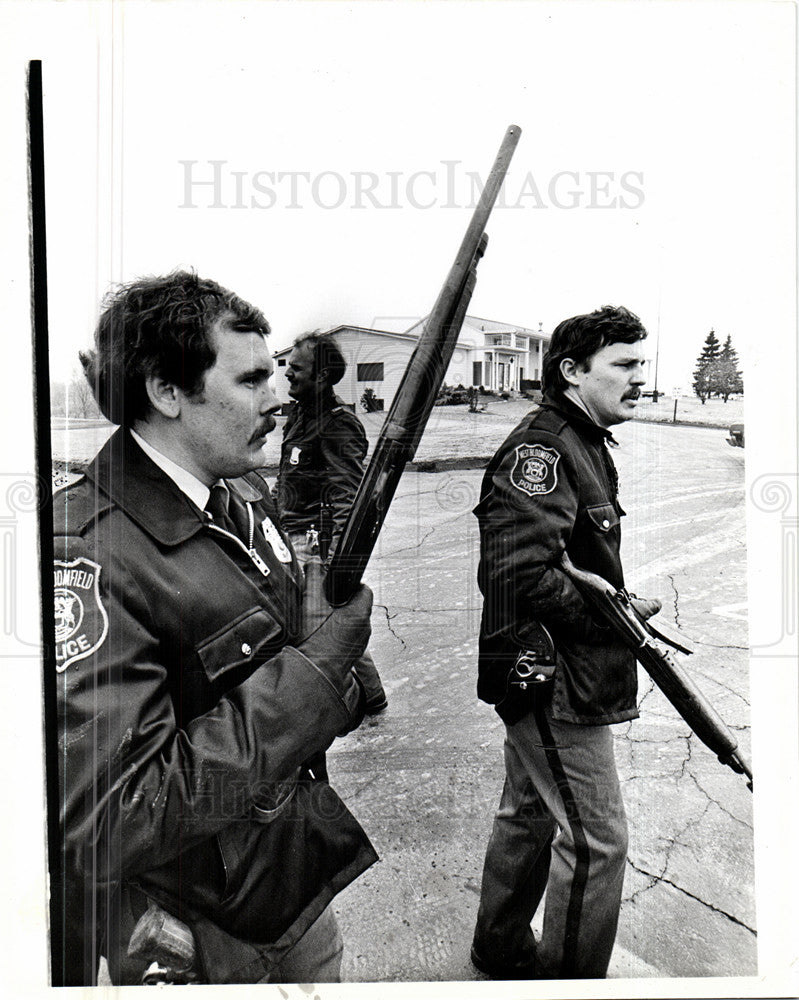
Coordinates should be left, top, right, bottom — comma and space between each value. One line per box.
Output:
6, 0, 794, 395
1, 3, 798, 994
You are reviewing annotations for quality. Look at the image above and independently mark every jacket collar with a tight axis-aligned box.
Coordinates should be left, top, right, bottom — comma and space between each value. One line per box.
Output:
85, 428, 268, 546
541, 391, 618, 446
293, 389, 343, 421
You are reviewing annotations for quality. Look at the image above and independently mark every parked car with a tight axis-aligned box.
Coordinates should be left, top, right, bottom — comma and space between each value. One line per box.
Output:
726, 423, 745, 448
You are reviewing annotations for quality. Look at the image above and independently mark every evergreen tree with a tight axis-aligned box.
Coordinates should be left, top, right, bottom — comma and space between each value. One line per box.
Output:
715, 334, 743, 402
692, 329, 721, 404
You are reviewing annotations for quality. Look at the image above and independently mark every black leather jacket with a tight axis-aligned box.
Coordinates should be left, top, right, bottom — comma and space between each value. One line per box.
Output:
473, 392, 638, 726
276, 393, 367, 541
53, 429, 376, 984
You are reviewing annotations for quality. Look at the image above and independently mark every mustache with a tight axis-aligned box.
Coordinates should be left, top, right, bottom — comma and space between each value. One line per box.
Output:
249, 415, 276, 442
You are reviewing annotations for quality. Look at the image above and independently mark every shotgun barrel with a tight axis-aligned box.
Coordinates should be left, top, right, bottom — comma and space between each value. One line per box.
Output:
325, 125, 521, 605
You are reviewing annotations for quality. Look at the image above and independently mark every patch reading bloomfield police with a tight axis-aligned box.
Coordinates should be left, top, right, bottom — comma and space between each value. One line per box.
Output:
54, 558, 108, 672
510, 443, 561, 497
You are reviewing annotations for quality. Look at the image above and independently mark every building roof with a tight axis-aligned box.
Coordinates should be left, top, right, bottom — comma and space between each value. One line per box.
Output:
272, 325, 418, 359
272, 315, 550, 359
462, 315, 548, 338
403, 314, 549, 340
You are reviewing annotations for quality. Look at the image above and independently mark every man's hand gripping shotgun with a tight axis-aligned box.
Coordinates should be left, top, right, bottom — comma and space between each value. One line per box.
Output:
560, 553, 753, 791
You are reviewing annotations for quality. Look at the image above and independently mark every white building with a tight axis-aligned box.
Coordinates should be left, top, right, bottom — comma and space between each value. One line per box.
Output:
272, 316, 551, 411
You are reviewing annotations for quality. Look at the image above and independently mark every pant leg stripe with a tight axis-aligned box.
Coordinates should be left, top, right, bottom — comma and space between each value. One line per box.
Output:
534, 704, 591, 978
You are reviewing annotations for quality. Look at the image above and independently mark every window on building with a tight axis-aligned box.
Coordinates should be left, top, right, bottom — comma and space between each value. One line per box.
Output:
357, 362, 384, 381
277, 358, 286, 367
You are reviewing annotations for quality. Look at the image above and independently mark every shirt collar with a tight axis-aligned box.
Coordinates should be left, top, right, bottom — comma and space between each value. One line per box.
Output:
130, 428, 218, 512
85, 429, 268, 547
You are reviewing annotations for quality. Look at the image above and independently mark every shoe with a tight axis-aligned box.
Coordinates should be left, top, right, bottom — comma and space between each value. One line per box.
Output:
365, 696, 388, 716
470, 944, 541, 980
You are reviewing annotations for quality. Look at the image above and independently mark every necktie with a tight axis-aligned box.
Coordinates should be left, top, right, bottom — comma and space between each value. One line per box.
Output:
205, 484, 274, 579
205, 484, 240, 538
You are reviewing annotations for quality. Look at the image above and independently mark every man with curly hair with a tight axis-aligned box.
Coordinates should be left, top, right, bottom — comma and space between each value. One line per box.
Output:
470, 305, 661, 980
53, 271, 376, 985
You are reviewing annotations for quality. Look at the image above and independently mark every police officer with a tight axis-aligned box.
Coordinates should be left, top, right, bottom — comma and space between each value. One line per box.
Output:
470, 305, 661, 980
277, 332, 387, 715
53, 273, 376, 985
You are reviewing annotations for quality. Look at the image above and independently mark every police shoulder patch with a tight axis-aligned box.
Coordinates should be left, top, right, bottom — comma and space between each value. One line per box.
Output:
509, 443, 561, 497
53, 557, 108, 672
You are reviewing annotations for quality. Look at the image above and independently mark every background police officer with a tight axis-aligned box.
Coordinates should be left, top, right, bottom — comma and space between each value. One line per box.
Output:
277, 332, 388, 716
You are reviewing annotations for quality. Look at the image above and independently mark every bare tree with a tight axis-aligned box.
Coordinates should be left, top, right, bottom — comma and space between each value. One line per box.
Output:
68, 371, 101, 419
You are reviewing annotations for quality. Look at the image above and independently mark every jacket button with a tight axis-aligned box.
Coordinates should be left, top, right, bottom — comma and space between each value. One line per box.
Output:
241, 642, 252, 656
602, 519, 610, 528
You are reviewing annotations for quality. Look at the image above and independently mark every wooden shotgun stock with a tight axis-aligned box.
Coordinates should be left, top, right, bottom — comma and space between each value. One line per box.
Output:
325, 125, 522, 605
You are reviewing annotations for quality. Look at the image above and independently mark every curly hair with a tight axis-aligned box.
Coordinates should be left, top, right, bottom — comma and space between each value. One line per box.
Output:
291, 330, 347, 386
541, 305, 647, 395
80, 271, 270, 426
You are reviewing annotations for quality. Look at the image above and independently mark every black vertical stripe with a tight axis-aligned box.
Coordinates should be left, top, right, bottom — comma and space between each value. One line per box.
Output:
28, 59, 65, 984
534, 704, 591, 978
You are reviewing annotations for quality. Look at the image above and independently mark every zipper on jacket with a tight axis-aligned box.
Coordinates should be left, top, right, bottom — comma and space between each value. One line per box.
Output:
206, 506, 270, 577
245, 503, 270, 576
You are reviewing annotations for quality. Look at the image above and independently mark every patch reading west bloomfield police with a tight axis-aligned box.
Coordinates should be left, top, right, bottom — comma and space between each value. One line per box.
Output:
54, 558, 108, 672
509, 443, 561, 497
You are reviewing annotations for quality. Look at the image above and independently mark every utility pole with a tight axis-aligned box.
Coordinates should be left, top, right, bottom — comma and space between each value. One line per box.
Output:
653, 288, 661, 402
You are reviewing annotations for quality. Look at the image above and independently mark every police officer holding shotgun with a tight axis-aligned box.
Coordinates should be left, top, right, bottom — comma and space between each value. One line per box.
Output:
470, 305, 662, 980
53, 272, 376, 985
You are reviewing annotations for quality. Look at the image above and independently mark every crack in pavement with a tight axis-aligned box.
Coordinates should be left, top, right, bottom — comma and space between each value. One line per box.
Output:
383, 524, 440, 557
667, 793, 713, 853
678, 730, 695, 780
624, 731, 689, 745
392, 482, 447, 502
694, 642, 748, 651
375, 604, 408, 650
680, 769, 754, 831
636, 675, 658, 711
666, 573, 682, 627
626, 860, 756, 935
687, 665, 751, 709
625, 864, 661, 906
377, 605, 482, 615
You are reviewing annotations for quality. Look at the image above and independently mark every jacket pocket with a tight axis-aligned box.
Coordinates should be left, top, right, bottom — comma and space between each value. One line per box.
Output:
583, 502, 620, 533
196, 606, 285, 683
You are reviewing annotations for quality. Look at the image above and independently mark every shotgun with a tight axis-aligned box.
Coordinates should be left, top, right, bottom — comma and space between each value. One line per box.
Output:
561, 553, 753, 790
325, 124, 522, 604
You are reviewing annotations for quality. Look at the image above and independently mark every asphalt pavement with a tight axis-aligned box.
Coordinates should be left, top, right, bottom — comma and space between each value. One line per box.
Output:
317, 419, 754, 983
51, 412, 754, 985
